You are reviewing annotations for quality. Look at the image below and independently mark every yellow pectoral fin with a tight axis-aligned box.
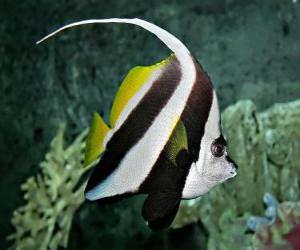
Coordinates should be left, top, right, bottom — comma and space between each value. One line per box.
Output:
84, 112, 110, 167
166, 120, 188, 166
109, 54, 175, 127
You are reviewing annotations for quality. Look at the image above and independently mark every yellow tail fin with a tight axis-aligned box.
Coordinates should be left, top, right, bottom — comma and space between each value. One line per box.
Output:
84, 112, 110, 167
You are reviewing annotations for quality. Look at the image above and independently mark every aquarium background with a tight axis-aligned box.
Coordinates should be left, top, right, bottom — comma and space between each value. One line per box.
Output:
1, 0, 300, 249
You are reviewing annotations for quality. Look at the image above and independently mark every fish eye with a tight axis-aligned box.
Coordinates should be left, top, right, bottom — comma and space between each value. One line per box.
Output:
211, 141, 225, 157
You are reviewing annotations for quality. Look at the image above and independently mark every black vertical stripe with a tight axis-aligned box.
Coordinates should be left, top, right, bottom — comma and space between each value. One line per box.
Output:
139, 56, 214, 197
85, 57, 182, 193
181, 58, 213, 162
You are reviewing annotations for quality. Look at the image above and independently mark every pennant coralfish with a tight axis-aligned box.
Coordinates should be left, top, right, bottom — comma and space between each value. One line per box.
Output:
37, 18, 238, 230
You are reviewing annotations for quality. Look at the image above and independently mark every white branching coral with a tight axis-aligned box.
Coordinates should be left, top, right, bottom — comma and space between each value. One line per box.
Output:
8, 124, 89, 250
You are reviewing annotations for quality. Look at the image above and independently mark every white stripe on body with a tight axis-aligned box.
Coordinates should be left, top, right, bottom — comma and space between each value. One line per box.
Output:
103, 65, 169, 147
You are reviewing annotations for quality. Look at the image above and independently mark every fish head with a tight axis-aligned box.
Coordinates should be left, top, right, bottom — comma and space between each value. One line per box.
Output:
181, 135, 238, 200
199, 133, 238, 186
182, 133, 238, 199
197, 90, 238, 187
182, 91, 238, 199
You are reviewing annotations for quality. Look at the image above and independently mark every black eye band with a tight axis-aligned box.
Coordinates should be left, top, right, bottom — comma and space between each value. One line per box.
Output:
214, 134, 227, 146
226, 155, 238, 169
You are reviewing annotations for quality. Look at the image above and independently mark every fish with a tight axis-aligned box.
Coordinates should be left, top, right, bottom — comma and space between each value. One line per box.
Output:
37, 18, 238, 230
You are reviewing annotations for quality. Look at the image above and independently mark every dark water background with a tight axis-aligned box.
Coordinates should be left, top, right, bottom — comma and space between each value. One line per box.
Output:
1, 0, 299, 249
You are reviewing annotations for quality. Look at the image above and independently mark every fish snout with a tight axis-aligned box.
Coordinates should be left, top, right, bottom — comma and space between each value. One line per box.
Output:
229, 164, 237, 177
228, 159, 238, 177
232, 161, 238, 170
226, 155, 238, 173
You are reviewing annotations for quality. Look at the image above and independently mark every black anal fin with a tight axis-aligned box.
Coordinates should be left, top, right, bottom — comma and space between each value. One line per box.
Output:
142, 192, 181, 231
140, 148, 191, 231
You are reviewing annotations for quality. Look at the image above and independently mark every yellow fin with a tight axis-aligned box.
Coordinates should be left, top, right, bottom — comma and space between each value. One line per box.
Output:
166, 120, 188, 166
84, 112, 110, 167
109, 54, 175, 127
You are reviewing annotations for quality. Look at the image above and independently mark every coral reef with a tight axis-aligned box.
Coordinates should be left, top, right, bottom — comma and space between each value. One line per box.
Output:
7, 125, 89, 250
246, 193, 279, 231
249, 195, 300, 249
173, 99, 300, 249
7, 99, 300, 250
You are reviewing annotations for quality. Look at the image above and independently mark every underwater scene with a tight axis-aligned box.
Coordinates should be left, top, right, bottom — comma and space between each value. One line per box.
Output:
1, 0, 300, 249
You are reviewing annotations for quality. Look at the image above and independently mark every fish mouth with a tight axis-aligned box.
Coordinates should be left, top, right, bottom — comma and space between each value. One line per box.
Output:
230, 170, 237, 177
229, 163, 238, 177
226, 155, 238, 169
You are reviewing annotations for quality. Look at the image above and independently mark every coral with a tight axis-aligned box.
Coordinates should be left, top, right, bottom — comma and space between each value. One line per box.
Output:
246, 193, 279, 231
172, 99, 300, 248
7, 99, 300, 249
7, 124, 89, 250
203, 194, 300, 250
250, 196, 300, 249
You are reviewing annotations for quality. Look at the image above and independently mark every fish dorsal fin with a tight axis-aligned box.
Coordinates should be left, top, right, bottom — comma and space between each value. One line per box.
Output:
85, 56, 175, 167
110, 55, 174, 127
36, 18, 191, 60
165, 120, 188, 165
84, 112, 110, 167
37, 18, 197, 201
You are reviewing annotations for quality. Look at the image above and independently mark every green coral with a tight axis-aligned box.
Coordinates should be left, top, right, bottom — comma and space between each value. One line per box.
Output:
173, 99, 300, 249
7, 99, 300, 250
8, 124, 89, 250
252, 200, 300, 249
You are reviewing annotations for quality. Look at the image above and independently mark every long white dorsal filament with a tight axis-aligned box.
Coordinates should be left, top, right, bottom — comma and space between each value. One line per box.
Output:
36, 18, 191, 59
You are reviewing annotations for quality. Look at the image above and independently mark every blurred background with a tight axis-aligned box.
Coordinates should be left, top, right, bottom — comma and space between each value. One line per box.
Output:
1, 0, 300, 249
